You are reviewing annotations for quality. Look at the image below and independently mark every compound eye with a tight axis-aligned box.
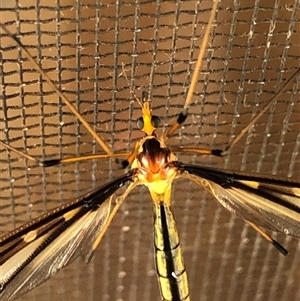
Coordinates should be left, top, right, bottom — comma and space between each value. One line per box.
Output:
151, 115, 160, 128
137, 117, 144, 130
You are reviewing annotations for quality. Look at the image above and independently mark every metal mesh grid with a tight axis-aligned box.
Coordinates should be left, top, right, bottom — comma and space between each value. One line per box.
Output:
0, 1, 299, 301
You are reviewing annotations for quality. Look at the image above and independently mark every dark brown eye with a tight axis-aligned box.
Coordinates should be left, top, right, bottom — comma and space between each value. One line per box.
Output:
151, 115, 160, 128
136, 117, 144, 129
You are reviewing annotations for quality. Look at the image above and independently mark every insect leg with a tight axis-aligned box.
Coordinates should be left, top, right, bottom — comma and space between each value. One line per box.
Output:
164, 0, 220, 140
0, 23, 113, 156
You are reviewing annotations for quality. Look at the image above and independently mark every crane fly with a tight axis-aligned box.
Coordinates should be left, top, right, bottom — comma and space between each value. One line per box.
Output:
1, 2, 300, 301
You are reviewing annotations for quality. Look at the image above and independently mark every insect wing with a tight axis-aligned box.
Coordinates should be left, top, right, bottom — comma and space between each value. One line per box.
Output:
0, 173, 133, 301
179, 163, 300, 238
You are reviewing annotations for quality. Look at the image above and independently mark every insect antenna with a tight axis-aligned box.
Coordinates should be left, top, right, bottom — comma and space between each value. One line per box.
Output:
1, 2, 299, 301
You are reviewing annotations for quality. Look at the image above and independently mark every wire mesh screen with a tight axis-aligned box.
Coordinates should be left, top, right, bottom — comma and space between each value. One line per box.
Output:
0, 0, 299, 301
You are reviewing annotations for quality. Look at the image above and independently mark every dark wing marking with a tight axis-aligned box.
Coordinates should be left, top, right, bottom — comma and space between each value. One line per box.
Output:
0, 171, 134, 301
177, 163, 300, 238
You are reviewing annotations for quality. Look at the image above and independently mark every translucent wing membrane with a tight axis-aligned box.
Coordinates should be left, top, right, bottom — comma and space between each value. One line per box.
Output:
1, 1, 299, 300
178, 163, 300, 239
0, 172, 134, 301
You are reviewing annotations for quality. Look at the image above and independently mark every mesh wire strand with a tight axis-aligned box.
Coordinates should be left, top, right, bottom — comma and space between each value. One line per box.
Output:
0, 1, 299, 301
